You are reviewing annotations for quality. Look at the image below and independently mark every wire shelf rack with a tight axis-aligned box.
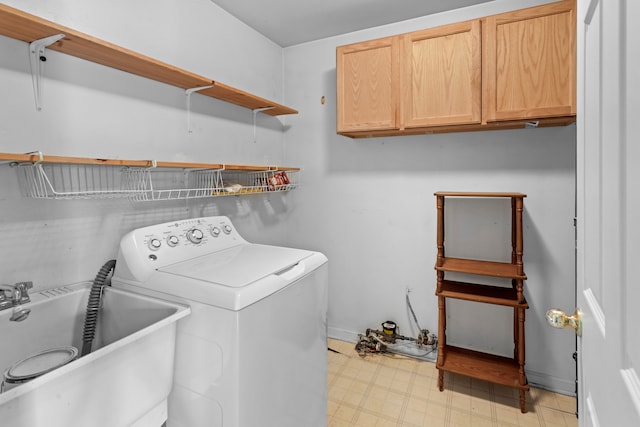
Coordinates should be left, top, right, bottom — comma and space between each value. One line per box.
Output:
16, 163, 131, 199
15, 162, 299, 201
123, 167, 225, 201
220, 169, 299, 195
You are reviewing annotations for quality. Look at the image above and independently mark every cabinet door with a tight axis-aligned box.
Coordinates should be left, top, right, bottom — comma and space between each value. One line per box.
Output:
402, 20, 481, 128
483, 0, 576, 122
336, 37, 399, 133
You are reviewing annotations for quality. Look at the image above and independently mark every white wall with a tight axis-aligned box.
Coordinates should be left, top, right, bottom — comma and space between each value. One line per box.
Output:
0, 0, 577, 395
0, 0, 295, 287
284, 0, 577, 394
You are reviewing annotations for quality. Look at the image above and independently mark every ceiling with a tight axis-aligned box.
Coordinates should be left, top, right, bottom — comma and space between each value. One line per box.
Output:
209, 0, 494, 47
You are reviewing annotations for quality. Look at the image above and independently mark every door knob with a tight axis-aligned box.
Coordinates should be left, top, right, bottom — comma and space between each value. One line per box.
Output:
546, 308, 582, 336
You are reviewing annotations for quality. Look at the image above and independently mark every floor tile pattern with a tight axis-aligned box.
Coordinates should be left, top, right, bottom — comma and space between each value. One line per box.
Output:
328, 339, 577, 427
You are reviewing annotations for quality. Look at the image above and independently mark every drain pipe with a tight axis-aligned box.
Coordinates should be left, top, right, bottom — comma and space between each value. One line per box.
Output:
81, 260, 116, 357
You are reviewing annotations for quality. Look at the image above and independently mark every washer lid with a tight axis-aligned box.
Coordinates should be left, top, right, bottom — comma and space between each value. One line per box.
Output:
157, 243, 312, 288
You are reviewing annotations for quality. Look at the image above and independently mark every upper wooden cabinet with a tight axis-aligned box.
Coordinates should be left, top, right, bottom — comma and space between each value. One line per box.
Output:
336, 36, 399, 133
336, 0, 576, 138
482, 0, 576, 123
402, 20, 481, 128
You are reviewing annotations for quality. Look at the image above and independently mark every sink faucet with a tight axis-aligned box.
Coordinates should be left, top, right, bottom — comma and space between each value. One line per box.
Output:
0, 281, 33, 311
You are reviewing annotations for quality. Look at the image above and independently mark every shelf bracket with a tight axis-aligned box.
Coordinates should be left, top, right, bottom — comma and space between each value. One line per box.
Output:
29, 34, 65, 111
252, 107, 274, 143
27, 150, 44, 165
4, 150, 43, 167
185, 86, 213, 133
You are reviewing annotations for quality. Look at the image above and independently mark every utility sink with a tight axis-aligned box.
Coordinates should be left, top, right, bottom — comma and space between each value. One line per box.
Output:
0, 282, 190, 427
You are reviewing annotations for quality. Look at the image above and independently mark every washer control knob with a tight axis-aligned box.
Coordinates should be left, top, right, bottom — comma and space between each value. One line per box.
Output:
148, 238, 162, 251
167, 235, 179, 247
210, 226, 221, 237
187, 228, 204, 244
223, 224, 232, 234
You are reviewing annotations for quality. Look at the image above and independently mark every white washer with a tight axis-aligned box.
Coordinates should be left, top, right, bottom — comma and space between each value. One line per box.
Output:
111, 216, 328, 427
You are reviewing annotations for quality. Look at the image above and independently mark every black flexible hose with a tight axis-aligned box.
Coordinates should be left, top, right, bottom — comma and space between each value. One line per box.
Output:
81, 259, 116, 357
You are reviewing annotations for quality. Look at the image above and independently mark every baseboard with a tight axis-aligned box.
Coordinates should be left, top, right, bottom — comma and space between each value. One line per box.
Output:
527, 369, 577, 397
328, 326, 360, 344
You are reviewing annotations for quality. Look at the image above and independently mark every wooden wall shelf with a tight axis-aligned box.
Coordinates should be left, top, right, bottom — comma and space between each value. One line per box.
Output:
0, 4, 297, 116
0, 152, 299, 172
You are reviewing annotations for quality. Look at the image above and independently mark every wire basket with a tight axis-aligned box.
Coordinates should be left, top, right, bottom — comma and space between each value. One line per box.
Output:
122, 167, 224, 201
15, 163, 131, 199
220, 170, 299, 195
15, 163, 299, 201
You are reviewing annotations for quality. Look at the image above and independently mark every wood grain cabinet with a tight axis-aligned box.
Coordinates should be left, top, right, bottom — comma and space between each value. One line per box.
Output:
482, 0, 576, 123
336, 36, 400, 133
402, 20, 481, 128
336, 0, 576, 138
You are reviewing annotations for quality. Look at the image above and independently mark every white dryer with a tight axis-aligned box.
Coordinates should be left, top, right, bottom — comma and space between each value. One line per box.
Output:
111, 216, 328, 427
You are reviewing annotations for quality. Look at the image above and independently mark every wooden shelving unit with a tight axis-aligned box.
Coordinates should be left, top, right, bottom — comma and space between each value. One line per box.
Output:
0, 4, 297, 116
434, 191, 529, 413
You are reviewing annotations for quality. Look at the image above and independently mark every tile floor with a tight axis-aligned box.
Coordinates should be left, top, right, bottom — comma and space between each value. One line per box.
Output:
327, 339, 577, 427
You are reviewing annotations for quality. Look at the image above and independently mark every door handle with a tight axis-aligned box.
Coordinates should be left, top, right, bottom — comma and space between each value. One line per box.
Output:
546, 308, 582, 336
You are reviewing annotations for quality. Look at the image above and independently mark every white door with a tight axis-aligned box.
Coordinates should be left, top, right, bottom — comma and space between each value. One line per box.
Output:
572, 0, 640, 425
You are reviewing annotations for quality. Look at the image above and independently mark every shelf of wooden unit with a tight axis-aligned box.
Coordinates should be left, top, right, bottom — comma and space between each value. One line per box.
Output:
436, 257, 527, 279
0, 4, 297, 116
437, 280, 528, 307
434, 191, 527, 198
438, 346, 528, 390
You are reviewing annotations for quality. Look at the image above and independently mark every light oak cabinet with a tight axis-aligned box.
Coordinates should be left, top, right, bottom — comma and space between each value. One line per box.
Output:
336, 0, 576, 138
336, 36, 399, 133
482, 0, 576, 122
402, 20, 481, 128
337, 21, 478, 136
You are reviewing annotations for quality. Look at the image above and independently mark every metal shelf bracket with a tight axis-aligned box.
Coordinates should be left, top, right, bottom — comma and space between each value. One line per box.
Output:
185, 86, 213, 133
29, 34, 65, 111
27, 150, 44, 165
252, 107, 274, 143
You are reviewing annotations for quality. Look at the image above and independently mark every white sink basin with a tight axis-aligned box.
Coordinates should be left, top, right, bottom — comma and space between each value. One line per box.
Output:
0, 282, 190, 427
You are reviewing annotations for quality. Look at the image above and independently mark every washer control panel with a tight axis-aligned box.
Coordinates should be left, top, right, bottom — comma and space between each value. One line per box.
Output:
117, 216, 247, 271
